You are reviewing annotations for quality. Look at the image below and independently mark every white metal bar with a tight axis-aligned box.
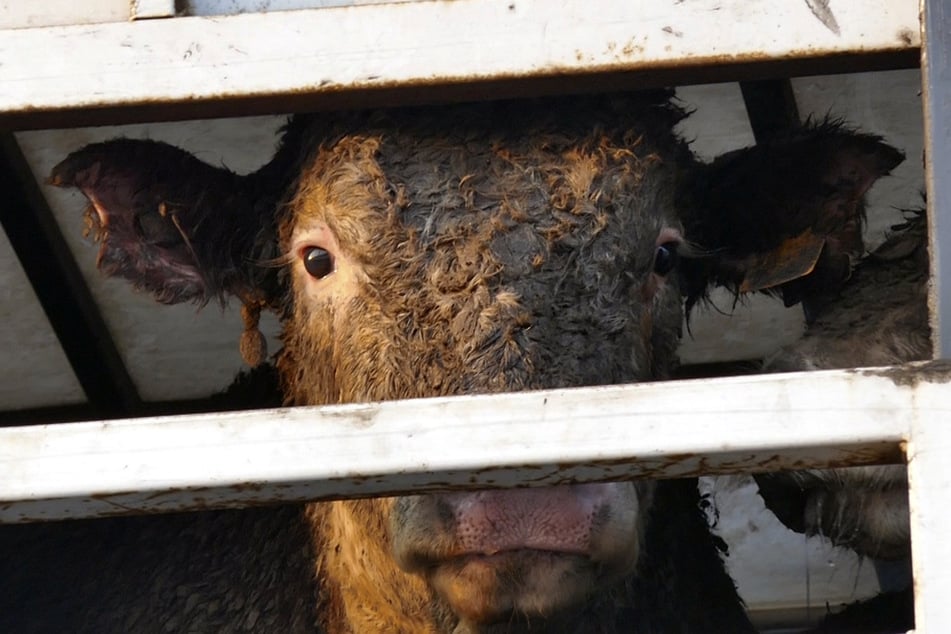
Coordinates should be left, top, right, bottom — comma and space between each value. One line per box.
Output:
0, 0, 129, 30
907, 379, 951, 634
132, 0, 176, 20
0, 0, 919, 127
2, 364, 940, 524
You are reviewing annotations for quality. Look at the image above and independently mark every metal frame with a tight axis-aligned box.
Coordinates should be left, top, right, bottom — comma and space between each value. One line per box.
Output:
0, 0, 943, 630
739, 79, 800, 143
0, 135, 141, 417
914, 0, 951, 630
0, 366, 925, 523
0, 0, 919, 129
924, 0, 951, 358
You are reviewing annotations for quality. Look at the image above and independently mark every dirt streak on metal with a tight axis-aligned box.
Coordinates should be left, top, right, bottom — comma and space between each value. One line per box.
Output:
860, 359, 951, 387
4, 441, 906, 523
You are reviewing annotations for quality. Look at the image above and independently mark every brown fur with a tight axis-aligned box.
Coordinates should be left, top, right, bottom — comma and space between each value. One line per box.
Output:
757, 213, 928, 561
308, 500, 442, 632
274, 97, 694, 632
31, 91, 909, 633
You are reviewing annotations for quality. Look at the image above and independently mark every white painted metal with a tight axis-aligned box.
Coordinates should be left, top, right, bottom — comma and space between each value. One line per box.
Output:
0, 1, 932, 627
0, 229, 85, 410
15, 118, 286, 402
907, 379, 951, 634
0, 0, 128, 30
132, 0, 176, 20
915, 0, 950, 630
184, 0, 415, 15
0, 0, 918, 122
0, 366, 928, 523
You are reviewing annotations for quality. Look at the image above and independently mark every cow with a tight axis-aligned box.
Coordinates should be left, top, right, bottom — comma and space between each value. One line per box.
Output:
0, 91, 902, 633
683, 119, 918, 565
757, 210, 926, 561
753, 210, 926, 633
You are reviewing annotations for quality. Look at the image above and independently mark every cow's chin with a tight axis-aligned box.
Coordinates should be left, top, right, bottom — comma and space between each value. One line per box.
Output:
427, 550, 599, 625
391, 482, 650, 628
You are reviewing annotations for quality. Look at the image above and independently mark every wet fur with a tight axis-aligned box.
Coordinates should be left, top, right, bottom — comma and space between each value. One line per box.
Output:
679, 119, 904, 315
275, 96, 747, 632
756, 212, 927, 560
10, 92, 901, 632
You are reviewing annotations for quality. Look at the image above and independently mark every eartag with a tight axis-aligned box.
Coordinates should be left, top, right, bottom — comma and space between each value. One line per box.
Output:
739, 229, 826, 293
240, 301, 268, 367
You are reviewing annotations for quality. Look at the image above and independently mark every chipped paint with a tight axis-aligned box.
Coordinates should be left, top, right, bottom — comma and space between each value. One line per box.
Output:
861, 359, 951, 387
0, 0, 920, 129
804, 0, 841, 35
0, 367, 933, 523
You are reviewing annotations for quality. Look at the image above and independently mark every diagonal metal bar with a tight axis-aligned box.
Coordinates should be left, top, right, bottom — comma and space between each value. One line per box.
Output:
0, 134, 141, 417
739, 79, 801, 143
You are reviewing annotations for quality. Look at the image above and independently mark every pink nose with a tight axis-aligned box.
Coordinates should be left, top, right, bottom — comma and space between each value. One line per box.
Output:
439, 483, 622, 556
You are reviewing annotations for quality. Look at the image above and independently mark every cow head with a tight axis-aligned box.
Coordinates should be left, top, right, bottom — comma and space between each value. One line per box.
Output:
50, 92, 901, 632
756, 210, 926, 564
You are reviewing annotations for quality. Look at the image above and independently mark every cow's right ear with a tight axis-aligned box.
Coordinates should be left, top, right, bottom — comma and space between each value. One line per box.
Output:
49, 128, 311, 366
678, 121, 904, 319
50, 138, 285, 309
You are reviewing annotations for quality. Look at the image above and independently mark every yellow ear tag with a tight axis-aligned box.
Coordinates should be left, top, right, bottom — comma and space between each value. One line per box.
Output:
739, 229, 826, 293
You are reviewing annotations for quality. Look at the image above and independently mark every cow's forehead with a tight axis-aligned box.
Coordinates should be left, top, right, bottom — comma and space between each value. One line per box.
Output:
285, 108, 681, 253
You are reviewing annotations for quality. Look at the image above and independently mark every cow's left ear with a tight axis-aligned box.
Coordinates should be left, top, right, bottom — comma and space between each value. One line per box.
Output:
677, 121, 904, 319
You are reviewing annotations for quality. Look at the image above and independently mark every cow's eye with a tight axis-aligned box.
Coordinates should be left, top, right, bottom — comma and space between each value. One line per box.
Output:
303, 246, 334, 279
653, 242, 679, 276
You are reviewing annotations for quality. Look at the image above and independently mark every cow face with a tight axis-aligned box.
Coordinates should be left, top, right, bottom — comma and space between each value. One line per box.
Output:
274, 98, 685, 629
49, 92, 902, 632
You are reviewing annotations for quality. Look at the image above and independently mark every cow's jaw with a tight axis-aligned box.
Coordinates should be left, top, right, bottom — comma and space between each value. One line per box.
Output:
392, 482, 653, 628
801, 465, 910, 559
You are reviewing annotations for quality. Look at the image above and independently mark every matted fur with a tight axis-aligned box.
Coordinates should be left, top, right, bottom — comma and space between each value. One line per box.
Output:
273, 96, 729, 632
277, 96, 687, 406
757, 212, 928, 562
21, 90, 903, 633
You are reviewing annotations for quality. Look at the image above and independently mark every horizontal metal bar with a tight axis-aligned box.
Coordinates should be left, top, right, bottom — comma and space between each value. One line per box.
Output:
3, 363, 946, 524
0, 0, 128, 30
0, 0, 919, 129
